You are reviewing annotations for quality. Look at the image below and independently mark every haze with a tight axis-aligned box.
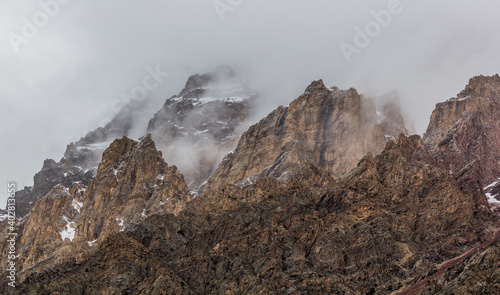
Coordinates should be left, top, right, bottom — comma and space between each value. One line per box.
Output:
1, 0, 500, 206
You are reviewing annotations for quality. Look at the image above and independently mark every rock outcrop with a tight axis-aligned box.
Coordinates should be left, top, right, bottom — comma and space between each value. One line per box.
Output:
7, 104, 136, 218
422, 237, 500, 294
424, 75, 500, 213
75, 134, 189, 244
424, 75, 500, 187
0, 135, 189, 283
204, 80, 408, 191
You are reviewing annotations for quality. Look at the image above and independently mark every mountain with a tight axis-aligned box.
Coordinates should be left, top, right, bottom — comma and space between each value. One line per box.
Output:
203, 80, 408, 191
424, 74, 500, 212
2, 135, 190, 283
8, 135, 497, 294
0, 74, 499, 294
148, 67, 256, 192
5, 68, 254, 217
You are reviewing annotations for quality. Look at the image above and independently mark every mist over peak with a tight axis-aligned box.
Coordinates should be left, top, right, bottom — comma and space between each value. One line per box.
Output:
2, 0, 500, 205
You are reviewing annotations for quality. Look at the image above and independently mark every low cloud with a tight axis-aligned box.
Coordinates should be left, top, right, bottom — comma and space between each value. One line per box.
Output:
2, 0, 500, 205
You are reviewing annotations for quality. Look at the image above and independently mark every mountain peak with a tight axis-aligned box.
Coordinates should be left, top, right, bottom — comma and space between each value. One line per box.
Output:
203, 79, 407, 191
458, 74, 500, 99
304, 79, 328, 93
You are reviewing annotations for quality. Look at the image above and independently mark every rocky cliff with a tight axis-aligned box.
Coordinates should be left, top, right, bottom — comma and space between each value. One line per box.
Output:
203, 79, 408, 191
424, 74, 500, 209
0, 135, 190, 283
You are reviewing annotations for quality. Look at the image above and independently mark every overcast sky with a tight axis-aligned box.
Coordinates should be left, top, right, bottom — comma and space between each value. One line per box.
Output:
1, 0, 500, 206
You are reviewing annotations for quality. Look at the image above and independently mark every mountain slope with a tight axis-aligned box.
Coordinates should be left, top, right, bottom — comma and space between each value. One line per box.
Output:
9, 135, 497, 294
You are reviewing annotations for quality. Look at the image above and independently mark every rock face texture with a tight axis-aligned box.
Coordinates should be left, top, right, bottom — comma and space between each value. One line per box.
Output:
14, 183, 85, 281
424, 75, 500, 201
148, 68, 255, 192
7, 135, 497, 295
422, 237, 500, 294
75, 135, 189, 244
204, 80, 407, 191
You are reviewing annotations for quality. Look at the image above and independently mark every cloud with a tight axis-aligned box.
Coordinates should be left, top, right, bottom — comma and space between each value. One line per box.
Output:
1, 0, 500, 206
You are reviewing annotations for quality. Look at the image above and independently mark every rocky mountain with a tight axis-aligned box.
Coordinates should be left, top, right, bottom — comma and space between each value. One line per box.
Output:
424, 74, 500, 210
6, 134, 498, 294
148, 67, 255, 192
0, 135, 190, 283
5, 68, 253, 217
6, 105, 136, 219
203, 79, 408, 191
1, 74, 499, 294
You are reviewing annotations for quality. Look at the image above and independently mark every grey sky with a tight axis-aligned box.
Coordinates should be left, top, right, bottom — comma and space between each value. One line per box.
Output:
1, 0, 500, 206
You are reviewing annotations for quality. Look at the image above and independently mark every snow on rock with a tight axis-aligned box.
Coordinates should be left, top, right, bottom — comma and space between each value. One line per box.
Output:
72, 199, 83, 213
116, 218, 125, 232
484, 178, 500, 213
0, 212, 9, 221
60, 216, 76, 242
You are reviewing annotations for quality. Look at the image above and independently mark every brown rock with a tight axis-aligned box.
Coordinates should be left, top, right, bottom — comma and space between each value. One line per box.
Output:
203, 80, 407, 191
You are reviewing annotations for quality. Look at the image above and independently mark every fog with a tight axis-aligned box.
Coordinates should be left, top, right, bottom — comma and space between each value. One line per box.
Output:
2, 0, 500, 205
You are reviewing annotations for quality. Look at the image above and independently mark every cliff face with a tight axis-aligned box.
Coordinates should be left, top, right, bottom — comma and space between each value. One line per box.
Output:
424, 75, 500, 208
7, 68, 253, 216
74, 135, 189, 244
204, 80, 407, 191
423, 75, 500, 185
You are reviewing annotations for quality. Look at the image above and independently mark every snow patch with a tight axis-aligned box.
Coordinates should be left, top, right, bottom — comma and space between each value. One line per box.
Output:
60, 216, 76, 242
87, 239, 98, 247
116, 218, 125, 231
484, 179, 500, 206
194, 129, 209, 135
72, 199, 83, 213
0, 212, 8, 221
